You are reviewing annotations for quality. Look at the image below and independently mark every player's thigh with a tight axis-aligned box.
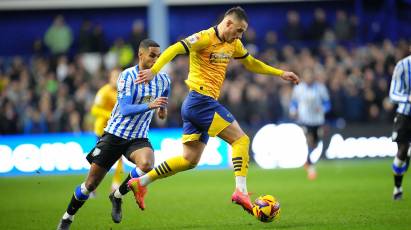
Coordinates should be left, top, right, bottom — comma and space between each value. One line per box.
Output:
392, 114, 411, 143
182, 140, 206, 165
128, 147, 155, 171
125, 138, 154, 171
218, 120, 246, 144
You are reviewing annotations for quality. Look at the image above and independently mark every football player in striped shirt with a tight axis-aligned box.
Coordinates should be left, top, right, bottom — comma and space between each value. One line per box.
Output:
129, 6, 299, 215
389, 48, 411, 200
57, 39, 171, 230
289, 68, 330, 180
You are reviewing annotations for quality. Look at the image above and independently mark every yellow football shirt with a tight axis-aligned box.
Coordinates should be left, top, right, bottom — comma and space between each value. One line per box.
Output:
91, 84, 117, 136
180, 26, 249, 99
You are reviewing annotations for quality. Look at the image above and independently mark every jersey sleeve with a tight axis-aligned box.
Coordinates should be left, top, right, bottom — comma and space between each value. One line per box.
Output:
117, 71, 151, 116
161, 74, 171, 97
233, 39, 249, 59
389, 60, 409, 103
117, 72, 133, 99
180, 30, 211, 53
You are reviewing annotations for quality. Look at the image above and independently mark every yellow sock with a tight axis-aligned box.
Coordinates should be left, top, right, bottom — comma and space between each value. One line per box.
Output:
147, 156, 195, 182
231, 135, 250, 177
112, 159, 124, 189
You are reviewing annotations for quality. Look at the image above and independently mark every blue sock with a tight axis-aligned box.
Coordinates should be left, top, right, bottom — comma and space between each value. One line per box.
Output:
130, 167, 145, 178
74, 183, 90, 201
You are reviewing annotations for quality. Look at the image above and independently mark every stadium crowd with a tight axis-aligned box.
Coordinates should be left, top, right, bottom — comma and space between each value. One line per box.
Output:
0, 10, 408, 135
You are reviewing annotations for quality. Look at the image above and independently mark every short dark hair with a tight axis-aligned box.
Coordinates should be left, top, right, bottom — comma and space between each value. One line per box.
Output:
139, 39, 160, 50
224, 6, 248, 23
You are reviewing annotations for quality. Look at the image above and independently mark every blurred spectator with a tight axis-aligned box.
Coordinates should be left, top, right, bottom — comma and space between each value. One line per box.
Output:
32, 38, 46, 57
262, 30, 280, 51
334, 10, 353, 41
129, 20, 147, 51
92, 24, 107, 53
44, 15, 73, 55
321, 30, 337, 50
78, 19, 94, 53
283, 10, 304, 42
243, 27, 258, 56
308, 8, 329, 41
0, 99, 18, 134
109, 38, 134, 68
23, 107, 48, 134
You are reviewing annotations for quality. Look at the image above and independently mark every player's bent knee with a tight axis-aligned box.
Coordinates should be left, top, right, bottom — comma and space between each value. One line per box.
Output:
182, 154, 199, 168
232, 135, 250, 152
138, 161, 153, 173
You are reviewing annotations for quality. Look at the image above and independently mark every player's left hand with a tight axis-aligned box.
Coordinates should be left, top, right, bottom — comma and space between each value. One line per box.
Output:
280, 71, 300, 85
157, 107, 167, 120
137, 69, 155, 84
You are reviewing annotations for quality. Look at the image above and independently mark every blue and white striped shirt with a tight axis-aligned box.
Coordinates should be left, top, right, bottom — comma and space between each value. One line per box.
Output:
290, 82, 331, 126
389, 55, 411, 116
105, 65, 171, 139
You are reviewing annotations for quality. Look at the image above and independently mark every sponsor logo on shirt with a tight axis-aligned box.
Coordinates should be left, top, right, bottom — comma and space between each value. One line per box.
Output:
209, 52, 231, 63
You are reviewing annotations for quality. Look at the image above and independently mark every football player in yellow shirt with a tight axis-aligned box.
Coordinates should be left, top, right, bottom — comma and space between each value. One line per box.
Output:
129, 6, 300, 214
91, 68, 124, 192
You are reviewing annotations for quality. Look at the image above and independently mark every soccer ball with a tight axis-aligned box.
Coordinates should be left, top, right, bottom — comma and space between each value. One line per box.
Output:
252, 195, 281, 223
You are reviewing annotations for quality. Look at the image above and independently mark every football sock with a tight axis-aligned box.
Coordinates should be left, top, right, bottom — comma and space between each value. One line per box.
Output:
394, 186, 403, 194
141, 156, 195, 186
231, 135, 250, 177
66, 183, 90, 215
393, 157, 407, 188
307, 147, 314, 165
235, 176, 248, 194
116, 175, 131, 198
406, 147, 411, 171
111, 159, 124, 190
116, 167, 146, 198
394, 175, 403, 188
62, 212, 74, 221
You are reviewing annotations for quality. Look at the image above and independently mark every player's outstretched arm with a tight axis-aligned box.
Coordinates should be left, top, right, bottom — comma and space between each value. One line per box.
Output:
119, 97, 168, 116
239, 55, 300, 84
137, 42, 187, 84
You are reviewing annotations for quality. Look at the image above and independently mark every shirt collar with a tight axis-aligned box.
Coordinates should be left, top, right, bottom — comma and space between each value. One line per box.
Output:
213, 26, 223, 42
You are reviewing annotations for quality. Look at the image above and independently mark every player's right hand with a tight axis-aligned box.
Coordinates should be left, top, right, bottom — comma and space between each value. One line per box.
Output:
148, 97, 168, 109
137, 69, 155, 84
280, 71, 300, 85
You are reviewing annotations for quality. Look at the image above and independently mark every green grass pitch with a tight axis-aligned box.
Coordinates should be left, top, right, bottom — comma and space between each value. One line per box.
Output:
0, 159, 410, 230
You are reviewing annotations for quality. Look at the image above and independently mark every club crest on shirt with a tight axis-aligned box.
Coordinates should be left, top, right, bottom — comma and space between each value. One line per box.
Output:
142, 96, 152, 103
